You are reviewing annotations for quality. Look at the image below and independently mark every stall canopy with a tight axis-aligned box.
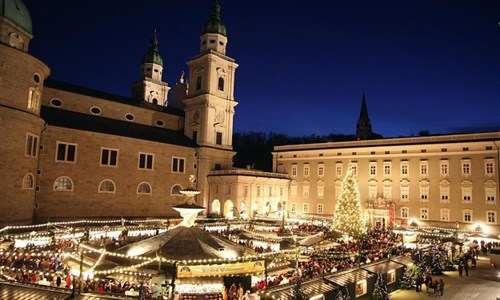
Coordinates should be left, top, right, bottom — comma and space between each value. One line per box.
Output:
325, 269, 374, 287
298, 233, 325, 247
265, 279, 339, 300
362, 261, 404, 274
390, 256, 414, 267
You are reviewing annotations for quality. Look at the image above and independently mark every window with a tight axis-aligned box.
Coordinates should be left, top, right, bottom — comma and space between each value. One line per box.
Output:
317, 203, 324, 214
485, 180, 496, 203
368, 180, 377, 199
216, 132, 223, 145
369, 162, 377, 176
400, 180, 410, 201
419, 181, 429, 201
462, 159, 471, 176
291, 165, 298, 177
171, 184, 183, 196
401, 207, 409, 219
420, 161, 428, 176
336, 163, 342, 177
463, 209, 472, 223
196, 76, 202, 90
280, 187, 283, 196
318, 164, 324, 176
461, 180, 472, 203
218, 77, 224, 91
125, 113, 135, 121
420, 208, 429, 220
487, 211, 497, 224
49, 98, 62, 107
22, 173, 34, 189
355, 280, 367, 297
56, 142, 77, 162
290, 182, 297, 197
257, 186, 261, 196
27, 87, 40, 110
440, 208, 450, 221
303, 203, 309, 213
277, 164, 284, 173
440, 160, 449, 176
99, 180, 115, 193
244, 186, 248, 196
351, 163, 358, 176
155, 120, 165, 127
303, 164, 310, 177
137, 182, 152, 194
100, 148, 118, 166
303, 184, 309, 198
388, 270, 396, 284
485, 159, 495, 176
25, 133, 39, 157
268, 186, 272, 197
139, 153, 154, 170
90, 106, 102, 115
401, 161, 409, 176
384, 162, 391, 176
172, 157, 185, 173
383, 180, 392, 199
440, 181, 450, 202
291, 203, 297, 213
53, 176, 73, 191
317, 181, 324, 197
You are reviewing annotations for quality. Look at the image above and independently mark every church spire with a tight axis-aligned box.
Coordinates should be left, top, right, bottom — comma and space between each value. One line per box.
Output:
356, 92, 373, 140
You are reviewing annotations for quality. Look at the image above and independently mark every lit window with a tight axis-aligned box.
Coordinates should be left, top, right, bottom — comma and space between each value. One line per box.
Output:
291, 203, 297, 213
99, 180, 115, 193
420, 161, 428, 176
368, 180, 377, 199
461, 180, 472, 203
400, 180, 410, 202
351, 163, 358, 176
440, 208, 450, 221
419, 181, 429, 201
303, 164, 310, 177
291, 165, 298, 177
336, 163, 342, 177
440, 180, 450, 202
139, 153, 154, 170
22, 173, 34, 189
485, 180, 496, 203
401, 161, 409, 176
53, 176, 73, 191
172, 157, 185, 173
27, 87, 40, 110
25, 133, 39, 157
303, 203, 309, 213
369, 162, 377, 176
383, 180, 392, 199
485, 160, 495, 176
100, 148, 118, 166
462, 160, 471, 176
384, 162, 391, 176
318, 164, 324, 176
137, 182, 152, 195
56, 142, 77, 162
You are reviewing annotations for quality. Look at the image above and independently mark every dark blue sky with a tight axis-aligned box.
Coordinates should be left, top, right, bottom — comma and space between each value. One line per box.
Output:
24, 0, 500, 138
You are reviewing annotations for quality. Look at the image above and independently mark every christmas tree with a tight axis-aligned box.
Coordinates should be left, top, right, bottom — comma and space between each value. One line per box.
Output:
372, 273, 388, 300
332, 162, 366, 239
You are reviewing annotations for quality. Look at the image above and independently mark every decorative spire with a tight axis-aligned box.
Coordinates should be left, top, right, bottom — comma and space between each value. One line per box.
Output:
142, 29, 163, 66
202, 0, 227, 36
356, 92, 373, 140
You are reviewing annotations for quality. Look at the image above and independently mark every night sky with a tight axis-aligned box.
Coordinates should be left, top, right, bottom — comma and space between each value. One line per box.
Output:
24, 0, 500, 138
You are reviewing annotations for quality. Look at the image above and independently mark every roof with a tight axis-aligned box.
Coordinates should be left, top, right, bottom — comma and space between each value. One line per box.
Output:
265, 279, 339, 300
325, 269, 374, 286
44, 79, 184, 115
41, 107, 196, 148
0, 282, 128, 299
202, 1, 227, 36
362, 260, 404, 274
142, 30, 163, 66
390, 255, 414, 267
1, 0, 32, 34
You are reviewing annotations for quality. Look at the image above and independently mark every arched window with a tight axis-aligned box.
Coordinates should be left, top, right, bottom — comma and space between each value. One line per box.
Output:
22, 173, 34, 189
196, 76, 202, 90
171, 184, 183, 196
137, 182, 152, 195
99, 179, 115, 193
218, 77, 224, 91
54, 176, 73, 191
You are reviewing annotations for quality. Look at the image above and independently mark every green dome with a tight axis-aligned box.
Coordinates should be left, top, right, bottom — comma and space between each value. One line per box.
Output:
142, 30, 163, 66
0, 0, 32, 34
202, 1, 227, 37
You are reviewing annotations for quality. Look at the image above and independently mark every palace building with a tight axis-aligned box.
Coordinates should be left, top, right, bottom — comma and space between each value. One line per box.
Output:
1, 0, 498, 236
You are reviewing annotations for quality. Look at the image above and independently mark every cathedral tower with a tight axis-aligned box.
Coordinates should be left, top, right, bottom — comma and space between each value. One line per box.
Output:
183, 1, 238, 208
0, 0, 50, 225
356, 92, 373, 140
131, 30, 170, 106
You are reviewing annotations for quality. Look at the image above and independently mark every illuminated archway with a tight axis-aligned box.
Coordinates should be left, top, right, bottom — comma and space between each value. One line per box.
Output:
239, 201, 247, 219
224, 200, 234, 219
212, 199, 221, 214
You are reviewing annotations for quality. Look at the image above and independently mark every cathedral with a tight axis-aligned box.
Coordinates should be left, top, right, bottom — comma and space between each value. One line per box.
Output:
1, 0, 499, 235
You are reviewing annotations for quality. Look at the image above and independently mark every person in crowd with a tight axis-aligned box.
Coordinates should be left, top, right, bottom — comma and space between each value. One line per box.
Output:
458, 263, 463, 277
439, 279, 445, 296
